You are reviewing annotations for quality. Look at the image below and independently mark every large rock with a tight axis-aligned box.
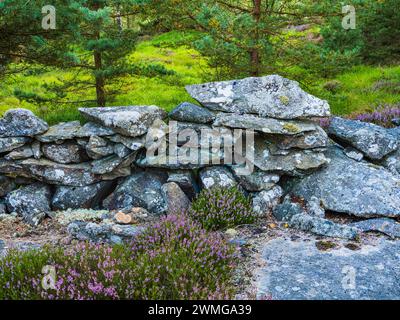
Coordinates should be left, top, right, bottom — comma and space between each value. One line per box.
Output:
36, 121, 81, 143
161, 182, 191, 214
0, 109, 48, 138
79, 106, 167, 137
213, 113, 320, 135
5, 183, 51, 225
42, 141, 88, 164
75, 122, 115, 138
289, 146, 400, 218
251, 137, 328, 175
103, 170, 168, 214
169, 102, 215, 124
5, 145, 34, 160
0, 137, 30, 153
0, 158, 101, 186
52, 181, 115, 211
327, 117, 398, 160
186, 75, 330, 119
199, 166, 237, 189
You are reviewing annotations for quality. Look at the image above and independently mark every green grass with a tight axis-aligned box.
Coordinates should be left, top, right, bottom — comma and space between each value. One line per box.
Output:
309, 65, 400, 116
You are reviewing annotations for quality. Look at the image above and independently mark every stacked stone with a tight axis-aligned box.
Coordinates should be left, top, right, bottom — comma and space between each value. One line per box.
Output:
0, 75, 331, 226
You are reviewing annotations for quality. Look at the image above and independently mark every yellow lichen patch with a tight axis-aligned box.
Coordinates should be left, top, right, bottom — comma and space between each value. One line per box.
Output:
282, 122, 300, 133
279, 95, 290, 105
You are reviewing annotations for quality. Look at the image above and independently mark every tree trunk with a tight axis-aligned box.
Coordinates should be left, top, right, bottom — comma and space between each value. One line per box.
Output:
250, 0, 262, 77
94, 50, 106, 107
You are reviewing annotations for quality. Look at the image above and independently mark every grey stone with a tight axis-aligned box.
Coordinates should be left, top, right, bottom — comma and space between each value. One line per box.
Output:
36, 121, 81, 143
67, 221, 144, 243
75, 122, 115, 138
0, 137, 30, 153
327, 117, 398, 160
52, 181, 115, 211
186, 75, 330, 119
350, 218, 400, 239
231, 166, 280, 192
91, 152, 136, 175
306, 196, 325, 218
252, 137, 328, 175
252, 186, 283, 216
213, 113, 320, 135
107, 134, 144, 151
0, 175, 16, 197
31, 141, 42, 159
0, 158, 101, 186
79, 105, 167, 137
199, 166, 237, 189
169, 102, 215, 124
167, 170, 199, 200
274, 126, 329, 150
344, 147, 364, 162
86, 136, 114, 160
381, 148, 400, 175
5, 183, 51, 225
104, 170, 168, 215
113, 143, 131, 158
161, 182, 191, 214
289, 145, 400, 218
256, 237, 400, 300
289, 213, 359, 240
391, 118, 400, 126
0, 109, 48, 138
42, 141, 88, 164
5, 145, 33, 160
273, 199, 305, 222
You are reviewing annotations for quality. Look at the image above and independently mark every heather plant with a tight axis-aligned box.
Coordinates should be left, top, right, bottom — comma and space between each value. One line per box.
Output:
189, 187, 257, 231
0, 215, 236, 300
348, 105, 400, 128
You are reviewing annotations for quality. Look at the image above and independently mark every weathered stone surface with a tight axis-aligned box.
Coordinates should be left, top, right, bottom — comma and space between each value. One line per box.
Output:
252, 186, 283, 216
113, 144, 131, 158
306, 196, 325, 218
381, 148, 400, 176
42, 141, 88, 164
343, 147, 364, 162
67, 221, 144, 244
75, 122, 115, 138
169, 102, 215, 124
186, 75, 330, 119
0, 109, 48, 138
273, 198, 305, 222
256, 237, 400, 300
167, 170, 199, 200
231, 166, 280, 192
5, 183, 51, 225
289, 214, 359, 240
350, 218, 400, 239
161, 182, 191, 214
52, 181, 115, 211
199, 166, 237, 189
252, 137, 328, 175
79, 105, 167, 137
213, 113, 319, 135
0, 137, 30, 153
0, 158, 101, 186
274, 126, 329, 150
5, 145, 33, 160
104, 170, 168, 214
31, 141, 42, 159
0, 175, 15, 197
36, 121, 81, 143
289, 146, 400, 218
327, 117, 398, 160
86, 136, 114, 160
107, 135, 144, 151
91, 152, 136, 175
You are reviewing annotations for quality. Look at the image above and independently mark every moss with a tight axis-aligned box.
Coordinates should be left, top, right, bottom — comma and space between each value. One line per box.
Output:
279, 95, 290, 105
315, 240, 337, 251
283, 122, 300, 133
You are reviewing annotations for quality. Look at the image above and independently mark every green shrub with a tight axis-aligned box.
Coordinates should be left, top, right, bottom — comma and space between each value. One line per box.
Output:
189, 187, 257, 231
0, 215, 235, 300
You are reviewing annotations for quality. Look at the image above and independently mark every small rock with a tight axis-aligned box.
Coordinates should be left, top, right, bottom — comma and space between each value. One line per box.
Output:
306, 196, 325, 218
75, 122, 115, 138
167, 170, 199, 200
161, 182, 191, 214
86, 136, 114, 159
391, 118, 400, 126
343, 147, 364, 162
231, 166, 280, 192
225, 228, 238, 237
42, 141, 88, 164
252, 186, 283, 216
91, 153, 136, 175
169, 102, 215, 124
0, 175, 16, 197
0, 137, 30, 153
350, 218, 400, 239
199, 166, 238, 190
5, 145, 33, 160
36, 121, 82, 143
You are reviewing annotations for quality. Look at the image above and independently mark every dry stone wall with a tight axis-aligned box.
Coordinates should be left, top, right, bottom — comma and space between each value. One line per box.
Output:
0, 74, 399, 241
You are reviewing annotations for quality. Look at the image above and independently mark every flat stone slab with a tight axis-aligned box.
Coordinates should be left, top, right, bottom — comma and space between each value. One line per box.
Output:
186, 75, 330, 119
256, 237, 400, 300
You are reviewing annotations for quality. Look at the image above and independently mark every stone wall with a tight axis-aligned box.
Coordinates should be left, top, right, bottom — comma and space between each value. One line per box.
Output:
1, 74, 399, 238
